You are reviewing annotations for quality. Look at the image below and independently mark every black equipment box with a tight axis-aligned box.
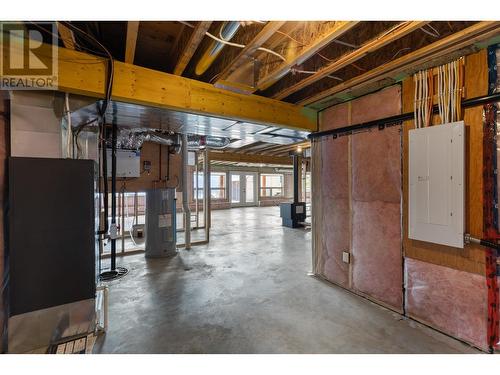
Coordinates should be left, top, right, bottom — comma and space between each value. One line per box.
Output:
279, 202, 306, 228
8, 157, 96, 316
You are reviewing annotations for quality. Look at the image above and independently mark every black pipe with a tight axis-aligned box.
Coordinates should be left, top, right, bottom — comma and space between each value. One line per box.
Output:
110, 121, 117, 271
480, 239, 500, 252
293, 155, 299, 204
166, 147, 170, 181
309, 92, 500, 140
98, 121, 108, 235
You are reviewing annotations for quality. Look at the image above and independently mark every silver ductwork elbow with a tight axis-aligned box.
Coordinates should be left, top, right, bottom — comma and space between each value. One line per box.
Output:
187, 135, 231, 150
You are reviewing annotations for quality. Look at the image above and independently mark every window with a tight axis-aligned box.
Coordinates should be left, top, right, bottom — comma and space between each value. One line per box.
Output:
260, 174, 284, 197
210, 172, 226, 199
193, 172, 226, 199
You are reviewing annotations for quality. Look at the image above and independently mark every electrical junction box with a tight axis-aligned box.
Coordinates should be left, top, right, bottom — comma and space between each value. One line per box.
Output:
106, 149, 141, 178
409, 121, 465, 248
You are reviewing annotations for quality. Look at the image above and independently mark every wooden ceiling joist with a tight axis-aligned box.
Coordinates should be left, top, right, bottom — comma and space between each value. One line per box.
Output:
124, 21, 140, 64
299, 21, 500, 107
173, 21, 212, 76
208, 151, 292, 165
272, 21, 429, 100
215, 21, 286, 83
5, 42, 317, 130
56, 22, 76, 50
256, 21, 359, 91
263, 141, 310, 156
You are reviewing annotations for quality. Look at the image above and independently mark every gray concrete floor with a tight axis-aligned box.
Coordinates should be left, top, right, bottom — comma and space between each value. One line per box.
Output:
94, 206, 479, 354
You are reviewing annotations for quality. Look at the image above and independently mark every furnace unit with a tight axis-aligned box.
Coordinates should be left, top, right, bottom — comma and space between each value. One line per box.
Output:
7, 157, 98, 353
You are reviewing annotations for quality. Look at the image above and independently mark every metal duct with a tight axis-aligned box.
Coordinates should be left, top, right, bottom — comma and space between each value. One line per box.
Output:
195, 21, 241, 76
187, 135, 231, 149
112, 129, 181, 151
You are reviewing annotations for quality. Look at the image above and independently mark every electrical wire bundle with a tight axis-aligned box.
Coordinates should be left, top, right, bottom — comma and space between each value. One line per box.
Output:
413, 58, 463, 128
413, 69, 434, 128
437, 59, 462, 124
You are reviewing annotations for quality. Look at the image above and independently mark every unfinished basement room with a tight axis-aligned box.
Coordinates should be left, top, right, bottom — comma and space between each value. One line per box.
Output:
2, 1, 500, 372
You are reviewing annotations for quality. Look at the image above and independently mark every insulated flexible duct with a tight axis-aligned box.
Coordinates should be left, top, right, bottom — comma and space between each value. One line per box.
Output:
187, 135, 231, 150
112, 129, 181, 151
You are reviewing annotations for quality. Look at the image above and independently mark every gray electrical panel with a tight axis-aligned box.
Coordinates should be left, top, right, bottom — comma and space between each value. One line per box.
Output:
145, 188, 177, 258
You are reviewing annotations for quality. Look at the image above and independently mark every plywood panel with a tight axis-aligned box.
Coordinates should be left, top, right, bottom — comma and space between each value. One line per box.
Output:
406, 258, 488, 350
402, 49, 488, 275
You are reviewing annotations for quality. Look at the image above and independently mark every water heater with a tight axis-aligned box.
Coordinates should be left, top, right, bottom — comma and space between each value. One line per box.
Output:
145, 188, 177, 257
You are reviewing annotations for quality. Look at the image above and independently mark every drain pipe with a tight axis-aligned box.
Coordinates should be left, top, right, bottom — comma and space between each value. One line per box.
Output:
182, 133, 191, 249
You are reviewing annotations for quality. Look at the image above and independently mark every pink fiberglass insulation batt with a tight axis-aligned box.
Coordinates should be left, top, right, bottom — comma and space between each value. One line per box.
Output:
351, 126, 402, 203
405, 258, 488, 350
317, 84, 402, 309
318, 137, 350, 287
351, 200, 403, 309
350, 85, 402, 125
349, 87, 403, 310
320, 102, 349, 131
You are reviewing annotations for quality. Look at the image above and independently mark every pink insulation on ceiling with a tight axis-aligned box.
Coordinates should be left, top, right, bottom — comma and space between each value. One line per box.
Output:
318, 137, 350, 287
405, 258, 488, 350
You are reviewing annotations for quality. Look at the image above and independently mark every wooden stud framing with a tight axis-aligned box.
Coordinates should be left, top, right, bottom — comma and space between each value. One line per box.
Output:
299, 21, 500, 106
215, 21, 285, 83
272, 21, 429, 100
125, 21, 140, 64
56, 22, 76, 50
208, 151, 292, 165
173, 21, 212, 76
256, 21, 359, 91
